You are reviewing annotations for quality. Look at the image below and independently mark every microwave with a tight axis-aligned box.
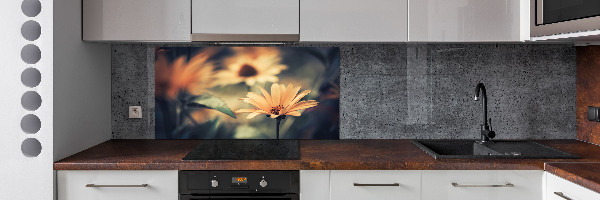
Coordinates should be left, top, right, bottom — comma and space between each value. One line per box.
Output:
531, 0, 600, 38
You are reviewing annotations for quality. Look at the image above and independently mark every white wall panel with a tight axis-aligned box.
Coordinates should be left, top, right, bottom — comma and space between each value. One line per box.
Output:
53, 0, 111, 162
0, 0, 53, 199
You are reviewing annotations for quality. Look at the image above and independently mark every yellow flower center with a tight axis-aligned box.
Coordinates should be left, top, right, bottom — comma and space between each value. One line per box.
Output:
270, 105, 284, 115
238, 64, 258, 77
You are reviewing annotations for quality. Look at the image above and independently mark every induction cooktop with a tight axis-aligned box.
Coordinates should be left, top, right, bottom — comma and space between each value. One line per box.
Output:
182, 140, 300, 160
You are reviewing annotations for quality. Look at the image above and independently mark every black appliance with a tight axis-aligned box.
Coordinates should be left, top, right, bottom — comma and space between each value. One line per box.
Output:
179, 171, 299, 200
536, 0, 600, 25
532, 0, 600, 38
182, 140, 300, 160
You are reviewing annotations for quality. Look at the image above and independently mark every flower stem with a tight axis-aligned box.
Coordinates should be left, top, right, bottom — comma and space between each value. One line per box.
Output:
275, 118, 281, 140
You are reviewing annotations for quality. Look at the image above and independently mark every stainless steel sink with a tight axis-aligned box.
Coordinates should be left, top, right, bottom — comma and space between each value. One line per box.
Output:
412, 140, 579, 159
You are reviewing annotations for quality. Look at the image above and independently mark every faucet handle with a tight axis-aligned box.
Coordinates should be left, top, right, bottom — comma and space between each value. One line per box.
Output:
488, 118, 493, 131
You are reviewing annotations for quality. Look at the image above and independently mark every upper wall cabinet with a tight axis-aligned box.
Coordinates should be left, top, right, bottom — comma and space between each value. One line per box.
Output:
83, 0, 191, 41
300, 0, 408, 42
409, 0, 530, 42
191, 0, 300, 41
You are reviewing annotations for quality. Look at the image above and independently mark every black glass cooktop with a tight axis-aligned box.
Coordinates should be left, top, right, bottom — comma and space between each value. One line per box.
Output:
182, 140, 300, 160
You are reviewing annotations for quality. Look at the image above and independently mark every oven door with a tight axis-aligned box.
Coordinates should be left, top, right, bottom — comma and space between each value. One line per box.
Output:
180, 194, 299, 200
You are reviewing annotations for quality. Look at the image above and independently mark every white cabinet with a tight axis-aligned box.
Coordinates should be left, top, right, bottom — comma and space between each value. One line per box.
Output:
409, 0, 529, 42
545, 172, 600, 200
422, 170, 543, 200
300, 0, 408, 42
82, 0, 191, 41
191, 0, 299, 41
330, 170, 421, 200
57, 170, 178, 200
300, 171, 330, 200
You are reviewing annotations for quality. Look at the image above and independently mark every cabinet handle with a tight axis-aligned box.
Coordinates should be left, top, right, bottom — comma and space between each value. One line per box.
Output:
86, 184, 149, 188
353, 183, 400, 186
554, 192, 573, 200
451, 183, 514, 188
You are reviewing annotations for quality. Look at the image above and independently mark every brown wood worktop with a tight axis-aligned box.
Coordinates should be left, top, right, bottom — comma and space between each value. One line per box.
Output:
54, 139, 600, 171
545, 162, 600, 194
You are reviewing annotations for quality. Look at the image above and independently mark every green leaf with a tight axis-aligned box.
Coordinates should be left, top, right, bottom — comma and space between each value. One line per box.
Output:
187, 94, 237, 119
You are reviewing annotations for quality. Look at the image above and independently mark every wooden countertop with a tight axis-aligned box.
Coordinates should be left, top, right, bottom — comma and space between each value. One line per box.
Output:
54, 139, 600, 171
545, 162, 600, 194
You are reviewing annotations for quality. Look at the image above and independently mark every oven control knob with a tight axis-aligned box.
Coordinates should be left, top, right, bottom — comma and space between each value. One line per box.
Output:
211, 180, 219, 188
259, 179, 268, 187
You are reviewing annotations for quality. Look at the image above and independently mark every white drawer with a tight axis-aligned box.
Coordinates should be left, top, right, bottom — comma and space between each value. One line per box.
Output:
330, 170, 421, 200
300, 170, 330, 200
422, 170, 543, 200
57, 170, 178, 200
545, 172, 600, 200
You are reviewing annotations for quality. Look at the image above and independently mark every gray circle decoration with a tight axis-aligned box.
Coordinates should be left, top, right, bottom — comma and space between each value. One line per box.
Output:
21, 68, 41, 88
21, 138, 42, 157
21, 114, 41, 134
21, 91, 42, 111
21, 20, 41, 41
21, 44, 41, 64
21, 0, 41, 17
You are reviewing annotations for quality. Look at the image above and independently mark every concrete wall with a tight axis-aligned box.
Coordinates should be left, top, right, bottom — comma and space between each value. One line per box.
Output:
112, 43, 576, 140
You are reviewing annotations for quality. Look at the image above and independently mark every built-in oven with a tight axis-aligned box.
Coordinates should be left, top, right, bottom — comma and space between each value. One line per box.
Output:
179, 171, 299, 200
532, 0, 600, 37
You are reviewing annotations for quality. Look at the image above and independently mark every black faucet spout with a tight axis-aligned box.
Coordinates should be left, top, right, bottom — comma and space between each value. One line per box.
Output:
474, 83, 495, 142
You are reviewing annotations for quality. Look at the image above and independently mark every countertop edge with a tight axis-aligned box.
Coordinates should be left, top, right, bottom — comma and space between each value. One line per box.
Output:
545, 162, 600, 194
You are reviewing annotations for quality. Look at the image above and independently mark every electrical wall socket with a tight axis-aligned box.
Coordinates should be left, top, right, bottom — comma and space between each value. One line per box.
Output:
129, 106, 142, 119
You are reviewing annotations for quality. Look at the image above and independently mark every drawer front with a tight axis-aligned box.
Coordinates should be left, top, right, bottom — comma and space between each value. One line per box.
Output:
422, 170, 542, 200
300, 170, 330, 200
330, 170, 421, 200
546, 172, 600, 200
57, 170, 178, 200
192, 0, 299, 34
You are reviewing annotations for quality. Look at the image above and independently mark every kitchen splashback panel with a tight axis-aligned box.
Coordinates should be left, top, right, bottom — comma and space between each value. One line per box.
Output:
112, 44, 576, 139
155, 47, 340, 139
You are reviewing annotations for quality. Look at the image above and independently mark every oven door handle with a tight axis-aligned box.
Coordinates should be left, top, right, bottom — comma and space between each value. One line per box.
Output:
210, 196, 296, 199
180, 195, 298, 200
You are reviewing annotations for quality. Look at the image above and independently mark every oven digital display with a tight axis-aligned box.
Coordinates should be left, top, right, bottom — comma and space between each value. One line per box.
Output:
232, 177, 247, 184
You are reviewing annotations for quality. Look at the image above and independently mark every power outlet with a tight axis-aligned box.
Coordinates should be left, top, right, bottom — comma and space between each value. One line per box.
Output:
129, 106, 142, 119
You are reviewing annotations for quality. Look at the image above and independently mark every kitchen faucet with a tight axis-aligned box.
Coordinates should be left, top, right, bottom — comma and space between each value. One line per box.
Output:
474, 83, 495, 143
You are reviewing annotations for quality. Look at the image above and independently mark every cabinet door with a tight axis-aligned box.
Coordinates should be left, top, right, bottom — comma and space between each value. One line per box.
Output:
57, 170, 178, 200
409, 0, 529, 42
545, 172, 600, 200
330, 170, 420, 200
300, 0, 408, 42
300, 171, 330, 200
191, 0, 299, 36
422, 170, 542, 200
83, 0, 191, 41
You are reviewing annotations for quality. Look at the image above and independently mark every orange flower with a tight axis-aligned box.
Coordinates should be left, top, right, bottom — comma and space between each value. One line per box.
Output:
215, 47, 287, 86
235, 83, 318, 119
155, 50, 216, 100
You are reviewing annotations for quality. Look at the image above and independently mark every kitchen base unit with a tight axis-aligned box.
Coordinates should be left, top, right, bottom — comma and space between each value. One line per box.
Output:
545, 172, 600, 200
422, 170, 543, 200
57, 170, 178, 200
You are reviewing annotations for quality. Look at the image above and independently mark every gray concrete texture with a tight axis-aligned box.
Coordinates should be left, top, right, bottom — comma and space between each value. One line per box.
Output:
112, 43, 576, 139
